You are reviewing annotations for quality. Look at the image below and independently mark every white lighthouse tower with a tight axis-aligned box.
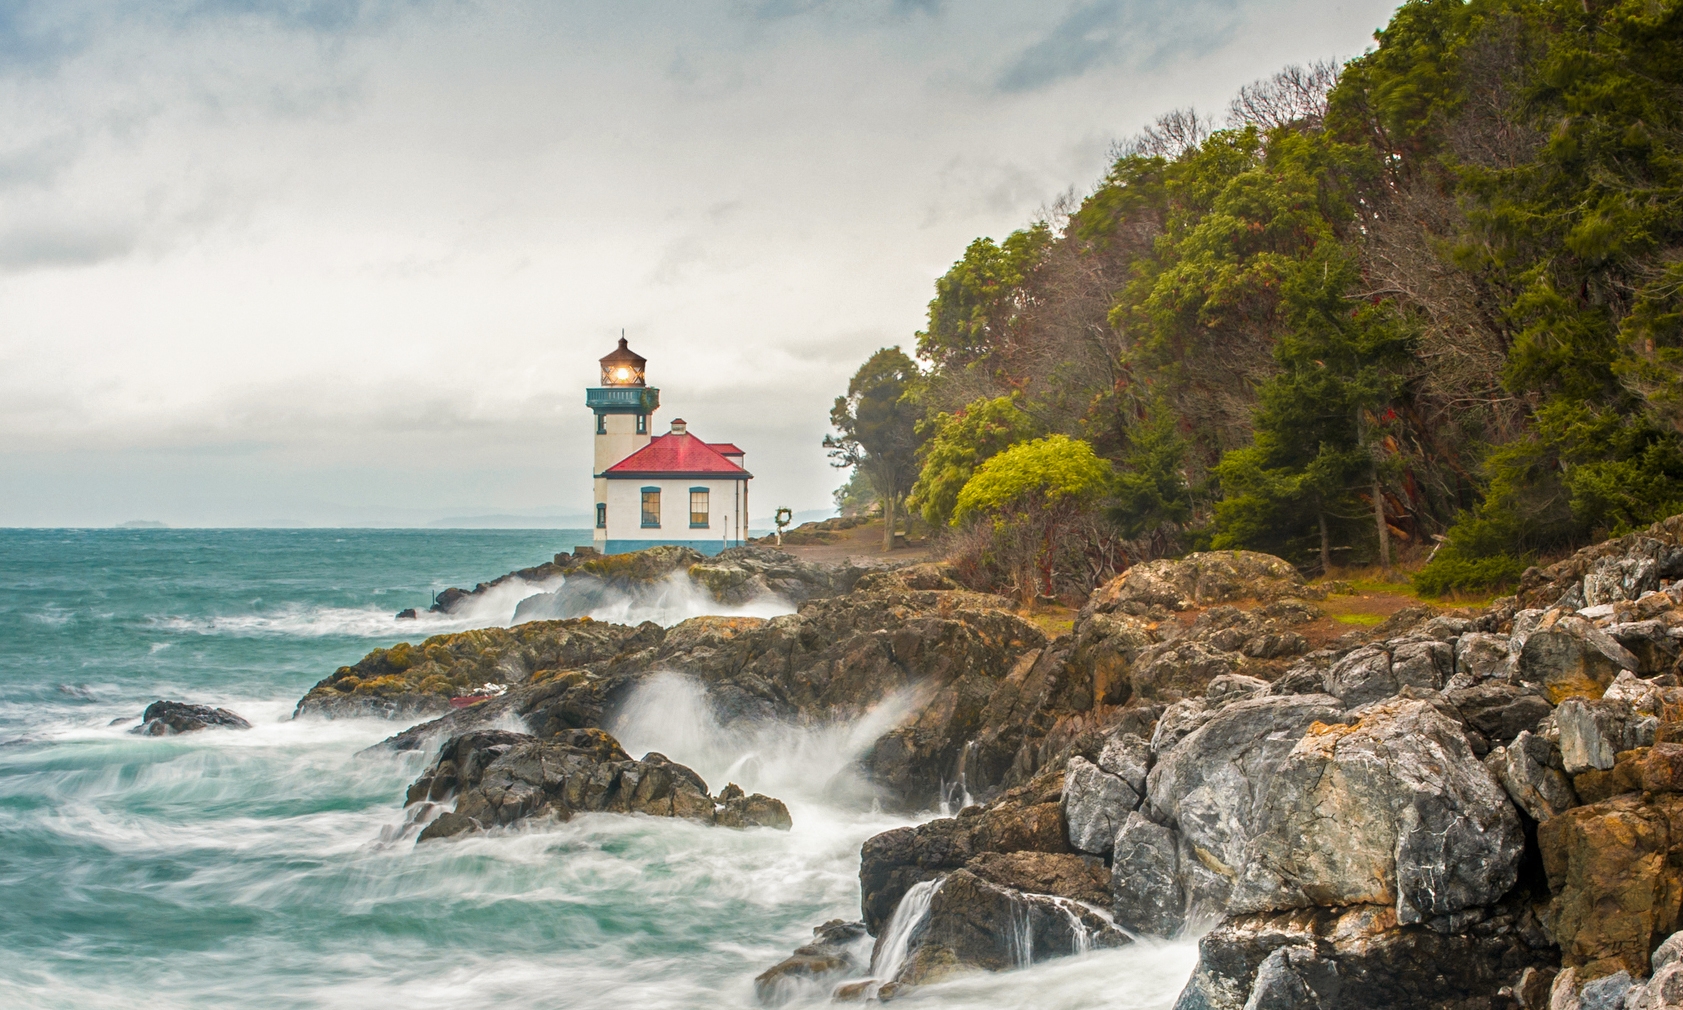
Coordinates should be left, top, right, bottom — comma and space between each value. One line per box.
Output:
586, 338, 752, 555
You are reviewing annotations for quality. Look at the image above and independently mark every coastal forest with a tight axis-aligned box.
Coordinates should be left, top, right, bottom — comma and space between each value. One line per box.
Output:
827, 0, 1683, 603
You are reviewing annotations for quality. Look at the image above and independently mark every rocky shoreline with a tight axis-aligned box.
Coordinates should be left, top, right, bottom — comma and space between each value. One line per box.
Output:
282, 514, 1683, 1007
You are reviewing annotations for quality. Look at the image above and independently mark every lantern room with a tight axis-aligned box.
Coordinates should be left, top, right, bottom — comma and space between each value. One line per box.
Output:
599, 337, 646, 387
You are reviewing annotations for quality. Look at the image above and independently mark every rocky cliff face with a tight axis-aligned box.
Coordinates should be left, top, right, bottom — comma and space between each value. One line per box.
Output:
299, 525, 1683, 1007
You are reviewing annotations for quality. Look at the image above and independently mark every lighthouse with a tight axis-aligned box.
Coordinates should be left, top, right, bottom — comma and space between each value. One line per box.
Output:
586, 338, 752, 555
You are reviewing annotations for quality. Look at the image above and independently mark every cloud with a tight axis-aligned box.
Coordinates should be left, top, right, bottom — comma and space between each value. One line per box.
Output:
0, 0, 1403, 524
996, 0, 1245, 93
0, 220, 136, 270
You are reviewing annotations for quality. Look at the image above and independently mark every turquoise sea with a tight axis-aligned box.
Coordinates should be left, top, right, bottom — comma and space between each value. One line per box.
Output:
0, 528, 1194, 1009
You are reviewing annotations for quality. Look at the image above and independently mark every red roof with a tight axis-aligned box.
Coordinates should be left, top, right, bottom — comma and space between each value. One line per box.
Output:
708, 443, 744, 456
602, 433, 752, 478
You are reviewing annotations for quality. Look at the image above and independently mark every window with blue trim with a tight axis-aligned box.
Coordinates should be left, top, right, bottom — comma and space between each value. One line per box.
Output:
689, 487, 709, 528
640, 487, 660, 527
595, 503, 606, 529
636, 414, 647, 434
595, 413, 606, 435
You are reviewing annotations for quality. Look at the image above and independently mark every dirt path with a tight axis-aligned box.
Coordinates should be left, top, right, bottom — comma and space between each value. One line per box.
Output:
758, 518, 933, 565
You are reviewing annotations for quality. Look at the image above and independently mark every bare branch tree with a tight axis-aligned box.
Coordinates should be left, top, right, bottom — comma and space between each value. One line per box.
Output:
1225, 60, 1340, 131
1113, 107, 1213, 160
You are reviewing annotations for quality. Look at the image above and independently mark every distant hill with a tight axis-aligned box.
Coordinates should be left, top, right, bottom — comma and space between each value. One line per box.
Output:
423, 514, 594, 529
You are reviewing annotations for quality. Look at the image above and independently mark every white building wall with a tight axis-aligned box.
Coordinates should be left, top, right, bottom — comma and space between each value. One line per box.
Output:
602, 476, 749, 554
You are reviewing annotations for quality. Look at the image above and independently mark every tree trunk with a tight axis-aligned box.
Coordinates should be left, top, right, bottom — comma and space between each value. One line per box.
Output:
1372, 467, 1392, 575
882, 494, 895, 553
1318, 506, 1332, 575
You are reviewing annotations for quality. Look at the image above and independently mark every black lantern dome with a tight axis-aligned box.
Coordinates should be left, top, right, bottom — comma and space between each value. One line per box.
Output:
600, 338, 646, 387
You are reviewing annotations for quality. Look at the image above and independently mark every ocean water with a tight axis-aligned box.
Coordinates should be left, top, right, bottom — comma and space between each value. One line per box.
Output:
0, 528, 1196, 1009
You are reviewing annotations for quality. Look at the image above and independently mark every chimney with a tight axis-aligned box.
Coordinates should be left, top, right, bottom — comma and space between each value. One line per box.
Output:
670, 418, 688, 435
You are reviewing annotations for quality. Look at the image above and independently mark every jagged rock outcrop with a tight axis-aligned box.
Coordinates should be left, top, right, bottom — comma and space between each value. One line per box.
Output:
405, 728, 789, 841
303, 578, 1049, 810
857, 769, 1068, 934
1171, 903, 1553, 1010
429, 544, 870, 623
889, 869, 1129, 987
1139, 693, 1348, 932
130, 700, 252, 735
1083, 551, 1322, 616
753, 919, 869, 1006
1233, 698, 1524, 929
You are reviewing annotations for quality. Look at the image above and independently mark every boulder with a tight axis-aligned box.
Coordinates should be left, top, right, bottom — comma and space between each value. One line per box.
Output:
1130, 641, 1241, 703
131, 700, 252, 735
1171, 903, 1553, 1010
1584, 553, 1663, 607
1070, 611, 1159, 706
1325, 642, 1449, 709
1538, 792, 1683, 977
686, 546, 856, 606
858, 783, 1068, 934
1061, 756, 1139, 855
1573, 743, 1683, 804
1454, 631, 1516, 684
753, 919, 869, 1006
1083, 551, 1316, 616
1111, 810, 1186, 937
406, 728, 790, 841
1151, 698, 1214, 756
1444, 683, 1552, 748
1557, 697, 1655, 775
962, 851, 1111, 908
714, 783, 794, 830
1233, 698, 1524, 929
1206, 673, 1271, 707
1518, 613, 1639, 704
1486, 730, 1578, 822
1145, 694, 1347, 918
1097, 730, 1151, 797
890, 869, 1129, 987
1608, 621, 1683, 678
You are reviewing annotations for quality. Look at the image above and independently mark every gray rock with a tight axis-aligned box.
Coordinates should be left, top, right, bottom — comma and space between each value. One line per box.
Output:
893, 869, 1130, 987
1584, 552, 1661, 606
1577, 970, 1636, 1010
1629, 961, 1683, 1010
1557, 697, 1646, 775
1455, 631, 1515, 682
1146, 694, 1346, 915
1207, 674, 1271, 708
1243, 945, 1340, 1010
1389, 639, 1452, 693
1609, 620, 1682, 676
1061, 756, 1139, 855
1172, 904, 1554, 1010
131, 700, 252, 735
1325, 647, 1396, 707
1233, 698, 1523, 927
1445, 682, 1553, 746
1152, 698, 1214, 756
1519, 613, 1640, 705
1098, 731, 1151, 797
1111, 811, 1184, 938
1419, 616, 1472, 641
1486, 730, 1578, 821
1654, 929, 1683, 974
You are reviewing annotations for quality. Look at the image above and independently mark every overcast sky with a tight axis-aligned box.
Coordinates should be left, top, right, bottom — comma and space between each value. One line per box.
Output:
0, 0, 1401, 527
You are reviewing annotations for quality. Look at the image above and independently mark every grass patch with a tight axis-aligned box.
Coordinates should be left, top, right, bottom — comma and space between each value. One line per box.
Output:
1020, 607, 1077, 637
1331, 612, 1386, 627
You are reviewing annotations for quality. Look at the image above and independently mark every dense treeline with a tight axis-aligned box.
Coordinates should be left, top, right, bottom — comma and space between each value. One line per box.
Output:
829, 0, 1683, 601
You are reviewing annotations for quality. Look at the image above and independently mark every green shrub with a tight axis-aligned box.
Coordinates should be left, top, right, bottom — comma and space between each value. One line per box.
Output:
1413, 550, 1529, 597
